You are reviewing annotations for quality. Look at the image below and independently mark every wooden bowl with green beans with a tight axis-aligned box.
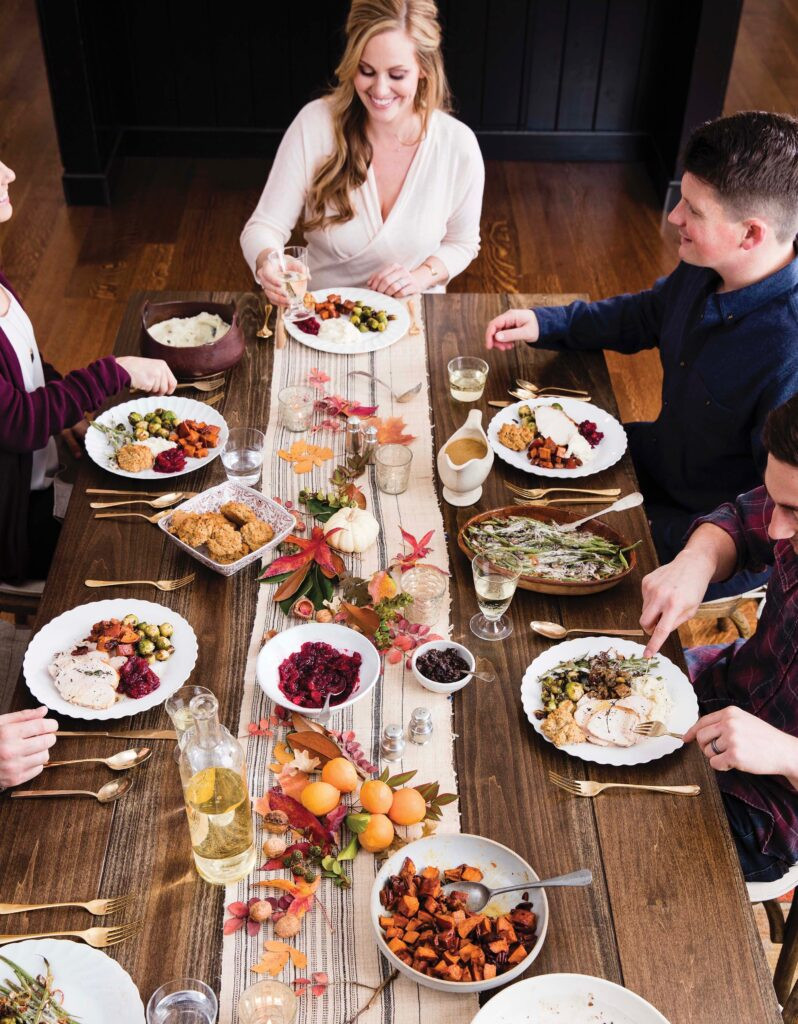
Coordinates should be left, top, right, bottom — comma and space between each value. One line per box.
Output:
457, 504, 639, 596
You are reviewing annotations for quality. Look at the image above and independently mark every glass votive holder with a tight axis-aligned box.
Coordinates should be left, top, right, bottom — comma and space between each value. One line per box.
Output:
221, 427, 265, 487
238, 980, 298, 1024
375, 444, 413, 494
401, 566, 447, 626
448, 356, 489, 402
278, 385, 315, 432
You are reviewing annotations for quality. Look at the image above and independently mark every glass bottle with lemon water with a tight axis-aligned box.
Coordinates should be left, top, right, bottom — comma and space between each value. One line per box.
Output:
179, 693, 256, 885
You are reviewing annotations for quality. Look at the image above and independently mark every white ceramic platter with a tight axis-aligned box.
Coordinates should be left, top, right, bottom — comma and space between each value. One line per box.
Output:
85, 395, 229, 480
487, 398, 627, 478
470, 973, 670, 1024
23, 598, 198, 721
0, 939, 145, 1024
371, 833, 548, 994
284, 287, 410, 354
521, 637, 698, 766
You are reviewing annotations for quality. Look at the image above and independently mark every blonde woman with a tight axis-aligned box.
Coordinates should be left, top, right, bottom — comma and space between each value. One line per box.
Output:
240, 0, 484, 303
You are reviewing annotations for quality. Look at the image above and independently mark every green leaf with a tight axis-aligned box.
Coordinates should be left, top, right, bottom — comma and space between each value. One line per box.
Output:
415, 783, 436, 800
346, 811, 371, 835
387, 770, 417, 789
379, 768, 390, 784
435, 793, 459, 806
337, 833, 359, 862
321, 856, 336, 871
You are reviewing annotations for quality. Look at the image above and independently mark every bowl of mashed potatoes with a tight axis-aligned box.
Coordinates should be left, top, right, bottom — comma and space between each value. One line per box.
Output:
140, 299, 245, 379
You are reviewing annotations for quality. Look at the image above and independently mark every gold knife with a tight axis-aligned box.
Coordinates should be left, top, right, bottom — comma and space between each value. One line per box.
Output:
56, 729, 177, 740
488, 400, 512, 408
86, 489, 198, 498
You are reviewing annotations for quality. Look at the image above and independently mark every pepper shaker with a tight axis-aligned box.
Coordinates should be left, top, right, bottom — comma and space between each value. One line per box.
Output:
345, 416, 363, 455
380, 724, 406, 761
362, 424, 379, 464
407, 707, 433, 745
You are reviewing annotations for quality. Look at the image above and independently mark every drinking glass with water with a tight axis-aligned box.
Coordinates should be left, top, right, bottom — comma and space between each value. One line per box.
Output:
146, 979, 218, 1023
221, 427, 265, 487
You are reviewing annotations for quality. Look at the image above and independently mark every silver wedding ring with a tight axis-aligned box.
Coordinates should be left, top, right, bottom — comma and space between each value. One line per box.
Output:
711, 737, 722, 756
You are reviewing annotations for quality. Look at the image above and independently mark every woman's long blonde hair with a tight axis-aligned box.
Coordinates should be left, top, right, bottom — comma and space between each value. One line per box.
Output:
303, 0, 450, 232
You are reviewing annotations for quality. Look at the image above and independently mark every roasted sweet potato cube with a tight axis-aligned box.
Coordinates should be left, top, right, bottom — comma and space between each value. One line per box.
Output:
387, 938, 407, 954
443, 952, 460, 965
384, 927, 402, 940
378, 915, 395, 929
447, 964, 463, 981
423, 897, 439, 913
444, 866, 464, 882
510, 908, 537, 930
419, 876, 442, 897
451, 909, 466, 924
397, 895, 419, 917
488, 939, 509, 955
417, 929, 434, 943
462, 965, 475, 982
477, 918, 493, 935
420, 865, 439, 880
483, 964, 497, 980
459, 942, 479, 962
457, 916, 481, 940
404, 930, 420, 945
507, 944, 529, 965
417, 909, 434, 923
400, 857, 416, 878
434, 913, 454, 930
461, 866, 484, 882
471, 948, 486, 967
472, 965, 484, 981
433, 960, 450, 975
415, 945, 438, 962
392, 914, 409, 928
397, 950, 413, 965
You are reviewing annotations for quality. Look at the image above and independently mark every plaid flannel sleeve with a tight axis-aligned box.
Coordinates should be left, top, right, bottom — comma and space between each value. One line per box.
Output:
687, 485, 775, 575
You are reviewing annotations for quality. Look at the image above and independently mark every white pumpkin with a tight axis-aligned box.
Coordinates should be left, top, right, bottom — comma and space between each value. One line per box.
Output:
325, 507, 380, 553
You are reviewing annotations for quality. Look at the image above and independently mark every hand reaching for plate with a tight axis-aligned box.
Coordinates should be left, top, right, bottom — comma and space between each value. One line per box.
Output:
0, 707, 58, 788
485, 308, 540, 351
116, 356, 177, 395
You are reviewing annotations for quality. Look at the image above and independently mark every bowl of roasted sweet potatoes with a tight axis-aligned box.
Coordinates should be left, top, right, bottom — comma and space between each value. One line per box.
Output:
371, 833, 549, 993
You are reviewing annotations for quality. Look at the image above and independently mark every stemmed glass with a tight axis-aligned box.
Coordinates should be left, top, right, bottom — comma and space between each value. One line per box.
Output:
267, 246, 311, 323
470, 554, 521, 641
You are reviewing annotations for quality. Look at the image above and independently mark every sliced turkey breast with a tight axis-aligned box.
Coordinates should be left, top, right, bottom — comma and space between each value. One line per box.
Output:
585, 703, 639, 747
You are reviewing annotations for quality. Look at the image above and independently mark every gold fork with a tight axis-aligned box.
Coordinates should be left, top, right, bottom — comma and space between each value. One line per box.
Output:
202, 391, 225, 406
633, 721, 685, 740
94, 510, 170, 524
407, 298, 422, 336
0, 923, 140, 948
506, 482, 621, 500
131, 377, 223, 394
513, 496, 615, 507
84, 574, 195, 592
0, 895, 134, 917
548, 770, 699, 798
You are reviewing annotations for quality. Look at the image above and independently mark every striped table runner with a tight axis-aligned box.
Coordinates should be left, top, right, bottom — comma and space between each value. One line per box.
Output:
219, 306, 479, 1023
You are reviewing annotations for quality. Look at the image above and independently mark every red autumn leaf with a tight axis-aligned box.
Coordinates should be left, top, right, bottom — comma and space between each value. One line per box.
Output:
392, 528, 435, 570
260, 841, 312, 872
227, 901, 249, 918
325, 803, 348, 833
308, 367, 331, 391
261, 527, 344, 594
267, 789, 335, 848
223, 917, 245, 934
322, 395, 378, 419
362, 416, 416, 445
312, 971, 329, 997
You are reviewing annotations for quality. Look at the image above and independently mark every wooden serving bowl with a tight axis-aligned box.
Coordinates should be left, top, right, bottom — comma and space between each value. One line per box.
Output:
140, 299, 245, 380
457, 503, 638, 596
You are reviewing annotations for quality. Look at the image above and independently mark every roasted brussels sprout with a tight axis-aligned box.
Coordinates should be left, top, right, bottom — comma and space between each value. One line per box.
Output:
159, 622, 174, 638
137, 639, 155, 656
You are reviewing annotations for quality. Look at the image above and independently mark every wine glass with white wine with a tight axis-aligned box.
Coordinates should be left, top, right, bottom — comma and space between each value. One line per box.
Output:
267, 246, 311, 323
470, 554, 521, 641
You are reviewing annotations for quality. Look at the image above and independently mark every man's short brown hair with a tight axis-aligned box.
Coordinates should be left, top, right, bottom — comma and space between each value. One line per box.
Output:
763, 394, 798, 468
684, 111, 798, 242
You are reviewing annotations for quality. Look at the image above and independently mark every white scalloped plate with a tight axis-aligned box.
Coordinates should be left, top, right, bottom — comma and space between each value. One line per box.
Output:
284, 287, 410, 353
487, 398, 627, 478
470, 973, 669, 1023
85, 395, 229, 479
0, 939, 145, 1023
520, 637, 698, 766
23, 599, 198, 720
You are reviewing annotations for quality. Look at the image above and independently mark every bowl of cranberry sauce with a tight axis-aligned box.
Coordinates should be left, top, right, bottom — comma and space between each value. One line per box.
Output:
256, 623, 382, 716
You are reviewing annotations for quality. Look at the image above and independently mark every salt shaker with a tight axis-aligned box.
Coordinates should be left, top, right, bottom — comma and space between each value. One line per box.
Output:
362, 424, 379, 464
407, 707, 433, 745
345, 416, 363, 455
380, 723, 406, 761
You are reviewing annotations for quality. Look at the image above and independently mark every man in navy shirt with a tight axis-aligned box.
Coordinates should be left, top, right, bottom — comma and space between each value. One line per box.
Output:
485, 111, 798, 597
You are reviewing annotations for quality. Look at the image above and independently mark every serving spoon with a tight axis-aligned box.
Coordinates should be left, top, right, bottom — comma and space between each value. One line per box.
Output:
556, 491, 644, 533
442, 868, 592, 912
44, 747, 152, 772
531, 621, 645, 641
348, 370, 422, 403
11, 778, 133, 804
90, 492, 184, 510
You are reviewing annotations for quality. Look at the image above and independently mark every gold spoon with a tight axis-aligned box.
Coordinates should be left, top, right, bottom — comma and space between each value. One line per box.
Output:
11, 778, 133, 803
517, 378, 590, 397
90, 493, 184, 510
44, 747, 152, 772
531, 620, 645, 640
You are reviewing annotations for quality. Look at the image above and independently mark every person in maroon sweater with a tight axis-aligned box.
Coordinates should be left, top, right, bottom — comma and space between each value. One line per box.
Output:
0, 156, 176, 787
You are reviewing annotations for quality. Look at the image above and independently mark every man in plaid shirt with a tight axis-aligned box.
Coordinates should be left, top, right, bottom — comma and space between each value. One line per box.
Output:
641, 393, 798, 882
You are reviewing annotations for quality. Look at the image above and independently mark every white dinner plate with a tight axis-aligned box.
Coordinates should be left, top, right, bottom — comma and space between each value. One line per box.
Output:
487, 398, 627, 478
85, 395, 229, 480
0, 939, 145, 1023
23, 599, 199, 721
284, 286, 410, 354
470, 973, 670, 1024
520, 637, 698, 766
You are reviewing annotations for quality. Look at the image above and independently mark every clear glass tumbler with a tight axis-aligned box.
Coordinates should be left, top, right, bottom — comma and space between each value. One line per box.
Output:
146, 978, 218, 1023
238, 980, 298, 1024
277, 385, 315, 432
448, 356, 489, 402
401, 566, 447, 626
375, 444, 413, 494
221, 427, 265, 487
470, 554, 521, 641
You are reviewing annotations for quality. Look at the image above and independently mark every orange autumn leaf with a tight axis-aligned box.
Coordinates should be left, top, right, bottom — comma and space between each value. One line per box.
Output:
289, 948, 308, 969
278, 441, 335, 475
253, 794, 272, 817
254, 876, 319, 919
252, 946, 291, 976
277, 766, 310, 800
273, 741, 294, 765
367, 569, 398, 604
362, 416, 416, 445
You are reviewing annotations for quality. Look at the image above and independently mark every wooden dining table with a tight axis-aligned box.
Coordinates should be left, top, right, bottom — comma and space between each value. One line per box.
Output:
0, 291, 782, 1024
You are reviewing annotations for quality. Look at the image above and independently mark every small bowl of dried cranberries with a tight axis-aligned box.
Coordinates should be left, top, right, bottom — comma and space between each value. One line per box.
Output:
255, 623, 381, 717
411, 640, 475, 695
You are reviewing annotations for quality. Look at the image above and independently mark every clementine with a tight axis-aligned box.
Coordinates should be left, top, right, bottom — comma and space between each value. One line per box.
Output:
321, 757, 358, 794
357, 813, 395, 852
359, 779, 393, 814
387, 787, 427, 826
299, 781, 340, 816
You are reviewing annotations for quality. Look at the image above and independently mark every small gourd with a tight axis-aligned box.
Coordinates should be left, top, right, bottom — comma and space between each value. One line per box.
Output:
324, 507, 380, 553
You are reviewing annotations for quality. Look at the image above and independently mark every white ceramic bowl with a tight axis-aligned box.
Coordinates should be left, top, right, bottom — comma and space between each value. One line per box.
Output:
256, 622, 381, 716
371, 833, 548, 994
411, 640, 475, 694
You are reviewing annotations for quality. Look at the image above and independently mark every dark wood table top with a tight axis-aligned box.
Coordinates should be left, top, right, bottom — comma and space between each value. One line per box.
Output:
0, 291, 780, 1024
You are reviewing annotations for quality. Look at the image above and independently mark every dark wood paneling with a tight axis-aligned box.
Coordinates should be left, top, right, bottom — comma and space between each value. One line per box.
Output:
173, 0, 218, 128
444, 0, 489, 125
480, 0, 530, 128
594, 0, 649, 131
524, 0, 568, 130
557, 0, 608, 131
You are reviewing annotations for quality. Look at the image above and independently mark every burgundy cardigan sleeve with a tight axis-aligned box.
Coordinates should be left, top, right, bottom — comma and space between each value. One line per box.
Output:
0, 355, 131, 453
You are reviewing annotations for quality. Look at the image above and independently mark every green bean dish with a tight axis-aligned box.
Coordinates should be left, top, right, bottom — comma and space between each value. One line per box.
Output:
0, 956, 80, 1023
463, 515, 640, 582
